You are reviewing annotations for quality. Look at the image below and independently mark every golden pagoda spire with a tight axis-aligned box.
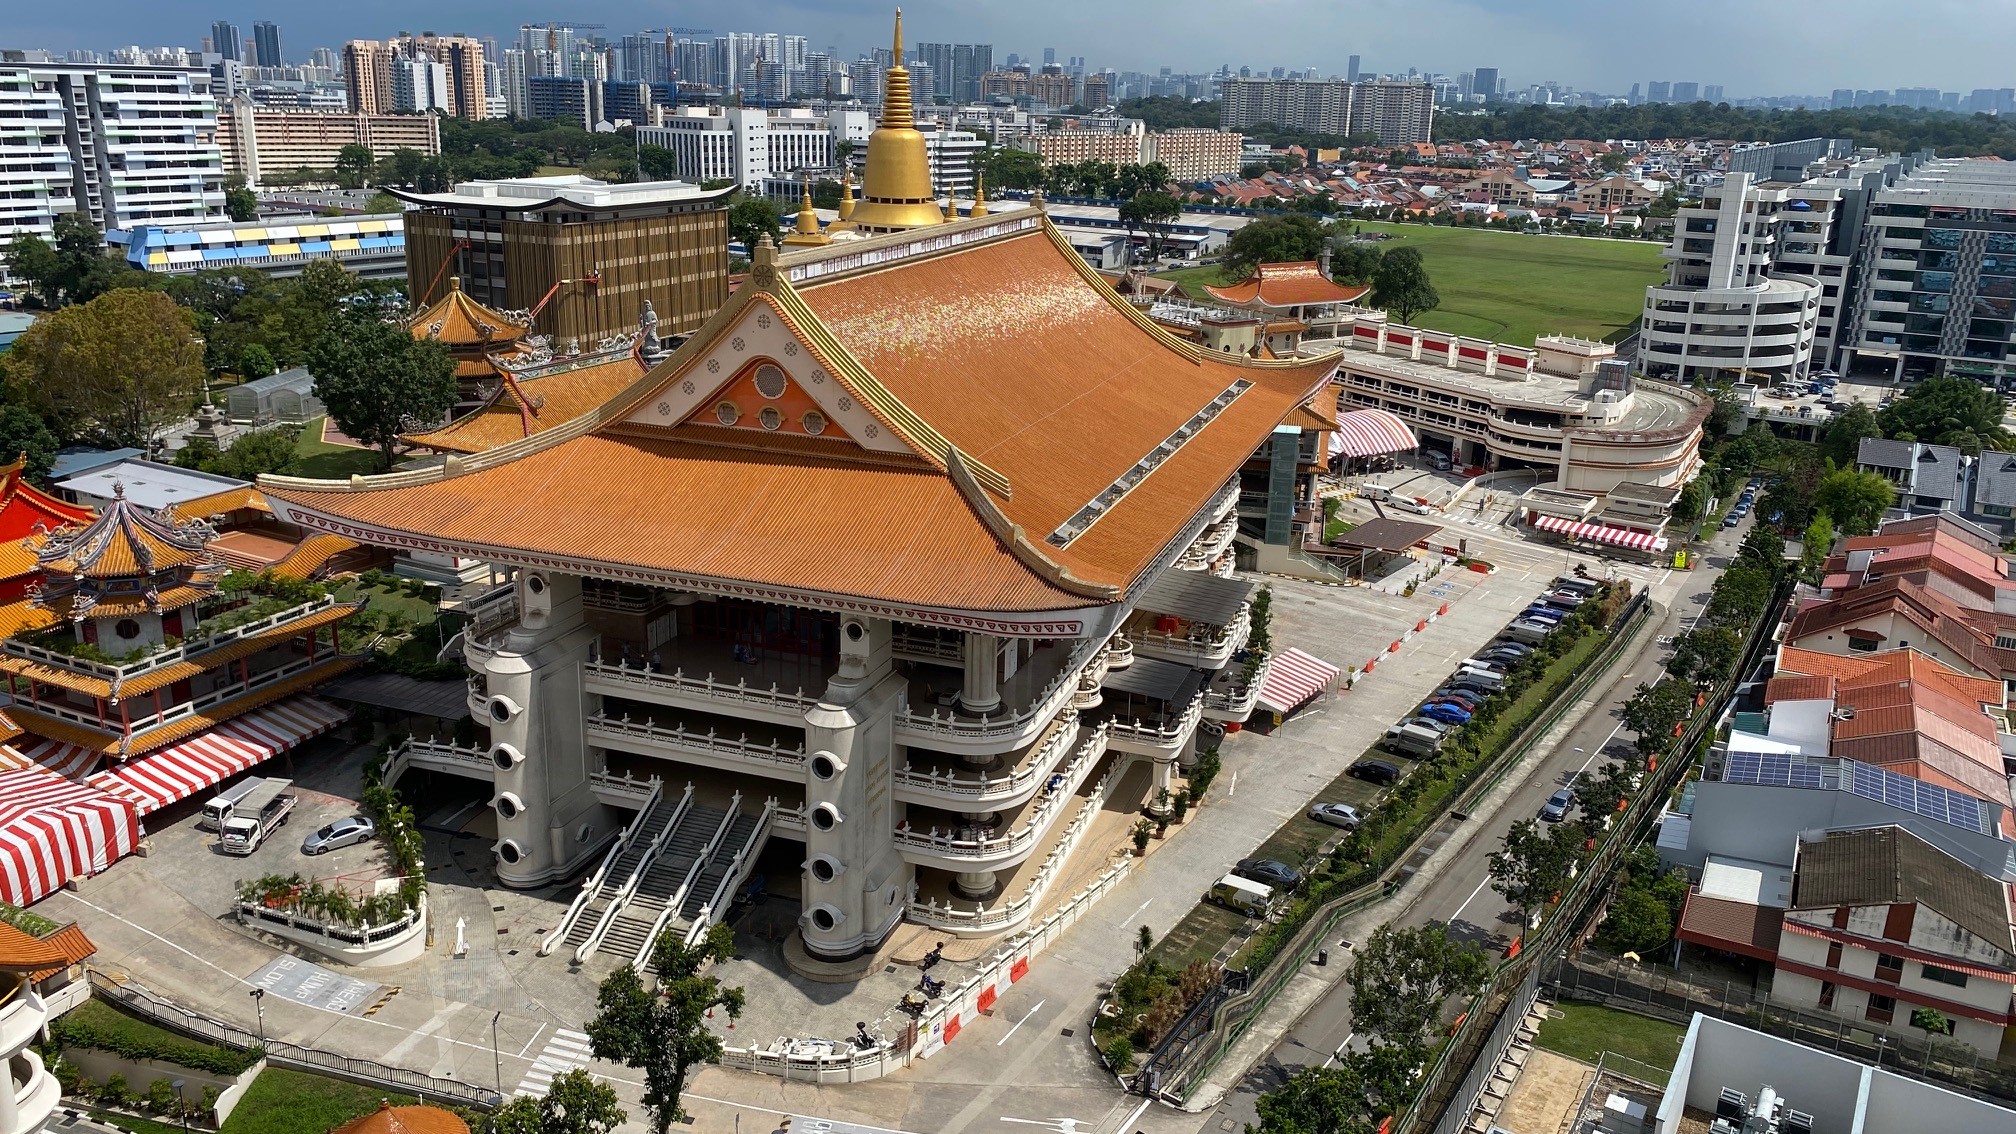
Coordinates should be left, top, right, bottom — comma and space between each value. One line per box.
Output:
837, 171, 856, 221
970, 174, 989, 218
848, 8, 945, 233
781, 175, 832, 247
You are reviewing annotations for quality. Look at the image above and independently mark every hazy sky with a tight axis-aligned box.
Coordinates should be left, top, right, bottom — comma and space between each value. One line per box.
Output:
13, 0, 2016, 98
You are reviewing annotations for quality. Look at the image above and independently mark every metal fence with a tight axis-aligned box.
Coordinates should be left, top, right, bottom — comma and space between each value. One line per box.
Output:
87, 970, 499, 1109
1427, 965, 1541, 1134
1548, 954, 2016, 1106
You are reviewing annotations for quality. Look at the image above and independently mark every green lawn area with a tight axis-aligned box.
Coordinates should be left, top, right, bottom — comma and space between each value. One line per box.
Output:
1150, 900, 1252, 971
332, 578, 440, 622
292, 417, 384, 480
1534, 1001, 1685, 1077
220, 1068, 417, 1134
79, 1108, 188, 1134
1156, 224, 1664, 346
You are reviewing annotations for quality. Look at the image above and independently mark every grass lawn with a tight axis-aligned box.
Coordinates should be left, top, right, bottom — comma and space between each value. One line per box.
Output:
1154, 225, 1664, 346
1150, 901, 1252, 971
292, 417, 383, 480
1534, 1001, 1685, 1078
56, 999, 254, 1071
79, 1108, 188, 1134
332, 579, 440, 622
220, 1068, 417, 1134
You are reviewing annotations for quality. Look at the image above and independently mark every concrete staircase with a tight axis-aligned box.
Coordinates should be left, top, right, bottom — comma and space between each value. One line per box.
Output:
598, 803, 727, 963
558, 793, 677, 953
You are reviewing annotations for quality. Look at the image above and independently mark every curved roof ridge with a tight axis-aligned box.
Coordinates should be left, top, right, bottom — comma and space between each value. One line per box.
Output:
35, 485, 216, 579
944, 447, 1117, 600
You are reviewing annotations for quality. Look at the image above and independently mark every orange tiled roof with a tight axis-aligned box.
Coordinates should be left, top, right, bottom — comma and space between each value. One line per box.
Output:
405, 351, 646, 455
269, 533, 361, 580
34, 488, 216, 580
12, 654, 362, 757
332, 1104, 469, 1134
1204, 262, 1372, 309
169, 486, 269, 521
27, 923, 94, 982
0, 922, 69, 973
409, 280, 529, 351
264, 219, 1339, 615
0, 602, 359, 700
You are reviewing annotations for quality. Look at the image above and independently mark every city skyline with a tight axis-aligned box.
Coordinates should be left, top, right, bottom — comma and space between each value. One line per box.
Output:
11, 0, 2016, 100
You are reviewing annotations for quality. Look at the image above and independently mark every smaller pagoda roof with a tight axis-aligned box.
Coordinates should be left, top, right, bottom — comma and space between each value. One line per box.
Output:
1205, 261, 1372, 309
33, 484, 217, 581
404, 347, 647, 455
0, 922, 69, 974
409, 279, 530, 352
331, 1103, 469, 1134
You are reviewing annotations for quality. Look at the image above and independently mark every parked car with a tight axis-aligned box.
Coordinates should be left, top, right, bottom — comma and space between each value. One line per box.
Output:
1350, 758, 1403, 785
1429, 689, 1485, 711
1540, 789, 1575, 822
1444, 676, 1501, 696
1722, 513, 1741, 528
1503, 620, 1555, 645
302, 815, 376, 855
1420, 701, 1472, 724
1235, 858, 1304, 890
1394, 716, 1451, 736
1309, 802, 1364, 830
1520, 606, 1566, 625
1487, 641, 1536, 658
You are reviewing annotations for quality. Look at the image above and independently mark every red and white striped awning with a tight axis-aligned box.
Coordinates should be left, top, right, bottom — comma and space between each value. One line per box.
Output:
1526, 511, 1669, 552
1256, 647, 1341, 713
0, 766, 138, 908
1329, 409, 1419, 459
86, 697, 350, 816
15, 738, 104, 781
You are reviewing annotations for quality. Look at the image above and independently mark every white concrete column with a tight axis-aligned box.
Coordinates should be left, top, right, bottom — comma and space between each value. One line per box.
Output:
1148, 758, 1177, 814
960, 631, 1001, 714
954, 869, 998, 900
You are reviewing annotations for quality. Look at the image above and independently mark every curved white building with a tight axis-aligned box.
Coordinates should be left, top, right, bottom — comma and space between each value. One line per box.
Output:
1641, 171, 1825, 385
0, 929, 61, 1134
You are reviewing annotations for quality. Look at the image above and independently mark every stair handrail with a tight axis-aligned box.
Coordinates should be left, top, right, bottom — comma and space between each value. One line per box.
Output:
540, 778, 671, 955
681, 801, 776, 949
628, 792, 741, 969
570, 783, 694, 963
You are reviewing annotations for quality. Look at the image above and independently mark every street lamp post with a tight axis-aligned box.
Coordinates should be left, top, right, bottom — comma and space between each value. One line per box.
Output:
171, 1079, 188, 1134
491, 1010, 503, 1099
248, 988, 266, 1045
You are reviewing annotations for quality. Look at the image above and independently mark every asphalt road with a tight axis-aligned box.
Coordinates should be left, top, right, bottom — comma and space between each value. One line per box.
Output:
1192, 513, 1753, 1133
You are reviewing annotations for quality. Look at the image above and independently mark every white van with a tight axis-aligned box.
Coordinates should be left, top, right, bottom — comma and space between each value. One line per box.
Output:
1384, 722, 1445, 758
201, 778, 265, 831
1209, 874, 1275, 918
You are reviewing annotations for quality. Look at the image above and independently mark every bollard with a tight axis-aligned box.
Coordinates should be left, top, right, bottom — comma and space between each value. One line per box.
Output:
1314, 948, 1328, 967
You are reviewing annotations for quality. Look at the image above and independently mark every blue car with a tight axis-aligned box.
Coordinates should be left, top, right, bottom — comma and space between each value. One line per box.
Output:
1420, 702, 1472, 724
1521, 607, 1566, 624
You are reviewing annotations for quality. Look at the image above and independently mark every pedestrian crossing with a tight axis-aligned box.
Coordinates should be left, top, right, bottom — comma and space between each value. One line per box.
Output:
514, 1028, 595, 1098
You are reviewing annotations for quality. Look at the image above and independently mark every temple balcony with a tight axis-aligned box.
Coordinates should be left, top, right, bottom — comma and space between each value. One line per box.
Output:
1201, 651, 1271, 723
894, 709, 1082, 808
1124, 605, 1250, 669
8, 649, 359, 745
892, 638, 1094, 756
0, 595, 356, 686
892, 723, 1109, 872
905, 752, 1150, 938
588, 699, 807, 783
1100, 691, 1206, 757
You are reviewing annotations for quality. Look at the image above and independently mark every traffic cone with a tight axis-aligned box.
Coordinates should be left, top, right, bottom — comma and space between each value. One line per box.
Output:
1389, 640, 1401, 653
1438, 603, 1449, 616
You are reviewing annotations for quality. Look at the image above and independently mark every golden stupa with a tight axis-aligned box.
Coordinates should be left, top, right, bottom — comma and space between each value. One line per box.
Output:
780, 176, 832, 247
847, 9, 946, 233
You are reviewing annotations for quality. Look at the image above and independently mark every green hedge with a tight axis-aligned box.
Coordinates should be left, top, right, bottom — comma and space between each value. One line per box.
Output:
49, 999, 262, 1077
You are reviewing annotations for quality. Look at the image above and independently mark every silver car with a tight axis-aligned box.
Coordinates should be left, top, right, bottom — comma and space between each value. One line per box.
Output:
1309, 802, 1363, 830
302, 815, 376, 855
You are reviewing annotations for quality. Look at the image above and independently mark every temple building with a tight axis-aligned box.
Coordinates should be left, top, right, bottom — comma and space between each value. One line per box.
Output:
0, 458, 95, 639
0, 486, 361, 765
261, 12, 1341, 965
408, 278, 533, 395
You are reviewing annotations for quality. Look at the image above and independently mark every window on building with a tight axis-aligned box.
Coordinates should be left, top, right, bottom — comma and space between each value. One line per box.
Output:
1826, 942, 1844, 968
1866, 993, 1896, 1024
1921, 963, 1970, 988
1818, 981, 1836, 1009
1875, 953, 1905, 983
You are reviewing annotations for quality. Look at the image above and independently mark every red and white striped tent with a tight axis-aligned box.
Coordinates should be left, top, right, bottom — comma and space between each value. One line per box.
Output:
1526, 511, 1669, 552
1329, 408, 1419, 460
86, 697, 350, 816
15, 738, 105, 781
1257, 647, 1341, 713
0, 766, 138, 908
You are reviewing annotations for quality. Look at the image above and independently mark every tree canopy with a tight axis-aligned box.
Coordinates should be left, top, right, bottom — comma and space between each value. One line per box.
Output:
586, 924, 743, 1134
982, 146, 1045, 191
726, 194, 784, 251
1369, 246, 1440, 325
1222, 215, 1331, 280
1812, 468, 1897, 536
3, 288, 205, 448
1119, 192, 1184, 259
304, 306, 457, 469
1877, 375, 2013, 453
1346, 924, 1490, 1051
1488, 817, 1581, 925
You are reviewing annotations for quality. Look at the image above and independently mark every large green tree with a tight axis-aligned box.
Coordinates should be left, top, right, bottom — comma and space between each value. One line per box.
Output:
304, 306, 456, 470
334, 143, 376, 189
1820, 402, 1882, 467
1221, 215, 1331, 280
1369, 246, 1440, 325
1119, 191, 1184, 260
224, 178, 259, 222
1346, 923, 1490, 1051
1812, 468, 1897, 536
479, 1068, 624, 1134
984, 147, 1045, 191
1620, 679, 1694, 755
1487, 818, 1580, 928
1329, 242, 1384, 285
726, 194, 784, 251
1878, 375, 2013, 453
4, 233, 61, 307
3, 288, 205, 447
586, 924, 744, 1134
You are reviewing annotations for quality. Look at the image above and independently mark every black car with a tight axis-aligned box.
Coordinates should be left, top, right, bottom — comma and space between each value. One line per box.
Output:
1444, 678, 1499, 697
1350, 758, 1403, 785
1235, 858, 1304, 890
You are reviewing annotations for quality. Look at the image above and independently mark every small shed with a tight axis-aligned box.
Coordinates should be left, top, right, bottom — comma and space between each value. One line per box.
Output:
226, 367, 325, 424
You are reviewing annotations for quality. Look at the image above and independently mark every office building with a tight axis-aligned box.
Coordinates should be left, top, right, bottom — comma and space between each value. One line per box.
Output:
0, 62, 224, 273
1671, 81, 1699, 102
1642, 172, 1830, 384
260, 18, 1334, 962
396, 174, 733, 344
917, 42, 994, 104
1647, 79, 1671, 102
638, 108, 834, 189
1217, 77, 1435, 145
1346, 55, 1361, 83
215, 97, 440, 184
526, 76, 595, 130
1847, 158, 2016, 384
1471, 66, 1498, 102
252, 22, 282, 68
211, 21, 242, 63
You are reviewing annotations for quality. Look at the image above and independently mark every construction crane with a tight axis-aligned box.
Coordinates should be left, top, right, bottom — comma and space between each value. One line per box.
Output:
522, 268, 603, 326
415, 239, 471, 310
670, 26, 713, 37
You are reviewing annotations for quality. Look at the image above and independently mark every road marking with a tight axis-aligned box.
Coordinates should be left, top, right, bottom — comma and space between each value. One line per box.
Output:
385, 1003, 464, 1063
997, 999, 1047, 1045
1128, 898, 1153, 919
1113, 1098, 1153, 1134
1577, 721, 1629, 776
1227, 771, 1237, 797
999, 1120, 1088, 1134
1320, 1031, 1355, 1070
1449, 877, 1493, 923
514, 1028, 594, 1097
516, 1022, 548, 1057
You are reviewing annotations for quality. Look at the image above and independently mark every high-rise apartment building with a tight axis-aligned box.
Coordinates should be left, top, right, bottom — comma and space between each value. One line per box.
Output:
916, 42, 993, 103
1218, 77, 1434, 145
0, 62, 223, 276
1471, 66, 1498, 102
342, 40, 394, 114
1082, 73, 1112, 109
1703, 84, 1724, 102
393, 54, 449, 114
1647, 79, 1671, 103
526, 76, 594, 129
1671, 81, 1700, 102
345, 36, 488, 119
211, 21, 242, 63
1144, 128, 1243, 180
251, 22, 282, 68
1030, 65, 1076, 108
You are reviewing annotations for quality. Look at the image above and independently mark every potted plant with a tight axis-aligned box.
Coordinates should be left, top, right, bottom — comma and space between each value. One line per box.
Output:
1131, 820, 1152, 856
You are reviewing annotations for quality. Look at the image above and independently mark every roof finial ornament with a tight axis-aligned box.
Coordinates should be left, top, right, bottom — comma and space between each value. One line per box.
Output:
795, 176, 820, 235
751, 232, 780, 291
837, 171, 856, 221
970, 174, 989, 218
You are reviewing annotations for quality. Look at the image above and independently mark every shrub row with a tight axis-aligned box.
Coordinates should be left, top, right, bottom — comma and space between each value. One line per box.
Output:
48, 1000, 261, 1076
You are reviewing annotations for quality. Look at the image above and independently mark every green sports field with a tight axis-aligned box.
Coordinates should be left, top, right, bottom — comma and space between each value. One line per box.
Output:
1158, 222, 1666, 346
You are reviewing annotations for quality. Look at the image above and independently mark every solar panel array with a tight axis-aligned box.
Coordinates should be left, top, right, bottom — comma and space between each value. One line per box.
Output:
1721, 752, 1999, 837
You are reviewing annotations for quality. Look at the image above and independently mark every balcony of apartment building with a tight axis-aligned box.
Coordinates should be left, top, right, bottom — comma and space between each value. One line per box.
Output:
589, 696, 809, 783
906, 747, 1150, 936
897, 709, 1086, 810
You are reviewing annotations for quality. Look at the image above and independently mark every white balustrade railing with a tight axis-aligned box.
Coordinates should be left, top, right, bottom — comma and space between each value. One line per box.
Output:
2, 595, 344, 684
540, 779, 674, 956
892, 724, 1109, 863
892, 710, 1080, 802
583, 657, 817, 712
1203, 651, 1271, 715
891, 628, 964, 662
895, 639, 1097, 742
1109, 695, 1206, 746
586, 713, 808, 768
629, 792, 743, 968
573, 785, 695, 964
588, 767, 661, 801
1131, 605, 1250, 654
678, 800, 778, 951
